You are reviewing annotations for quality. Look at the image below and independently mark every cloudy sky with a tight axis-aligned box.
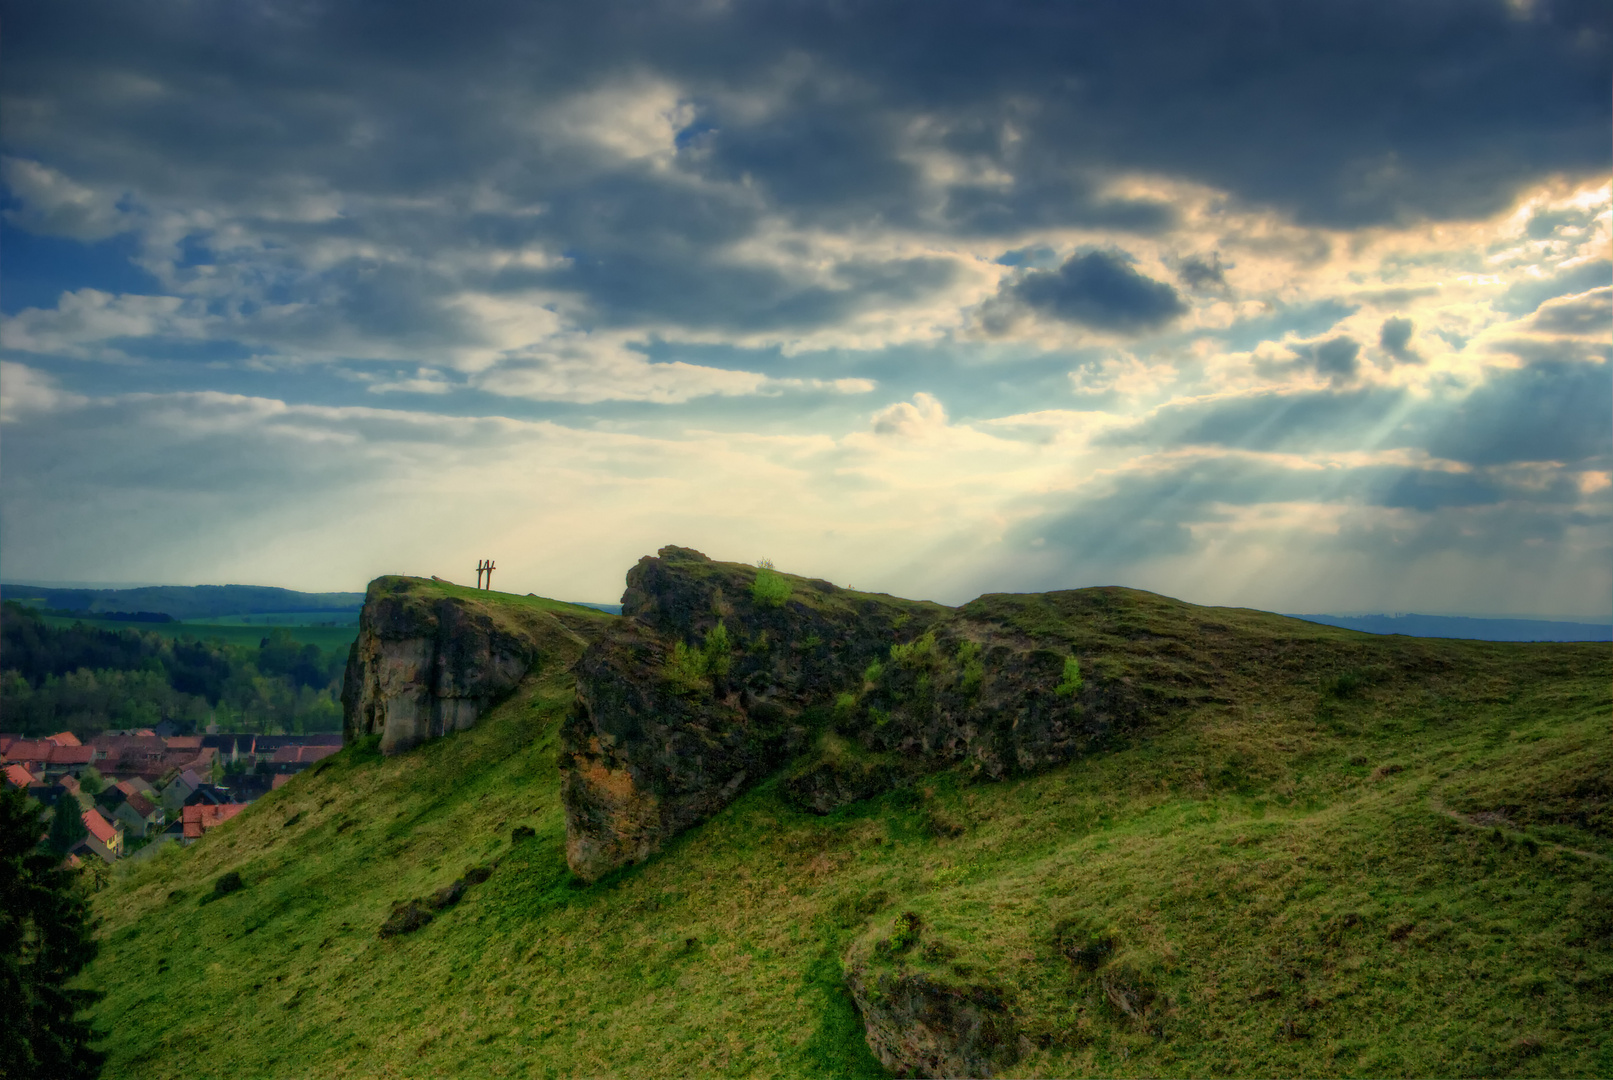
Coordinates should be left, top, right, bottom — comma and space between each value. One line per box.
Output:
2, 0, 1609, 615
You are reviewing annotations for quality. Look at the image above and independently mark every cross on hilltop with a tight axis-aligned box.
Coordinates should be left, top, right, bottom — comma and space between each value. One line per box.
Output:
476, 559, 496, 590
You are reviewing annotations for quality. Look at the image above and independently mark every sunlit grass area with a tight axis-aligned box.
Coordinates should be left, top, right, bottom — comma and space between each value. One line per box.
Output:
85, 593, 1611, 1078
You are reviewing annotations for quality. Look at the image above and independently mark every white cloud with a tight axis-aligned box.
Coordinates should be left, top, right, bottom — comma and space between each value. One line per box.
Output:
367, 369, 456, 395
1, 157, 131, 241
473, 338, 770, 404
0, 290, 203, 359
541, 79, 696, 166
0, 361, 85, 422
872, 392, 948, 436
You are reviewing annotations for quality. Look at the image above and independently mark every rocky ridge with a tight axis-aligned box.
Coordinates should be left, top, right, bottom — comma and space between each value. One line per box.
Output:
561, 546, 1207, 882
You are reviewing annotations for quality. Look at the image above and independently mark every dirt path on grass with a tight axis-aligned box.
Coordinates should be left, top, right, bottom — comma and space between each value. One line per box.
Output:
1429, 797, 1610, 864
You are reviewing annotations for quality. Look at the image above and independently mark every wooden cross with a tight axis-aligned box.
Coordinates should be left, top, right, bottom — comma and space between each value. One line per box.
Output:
476, 559, 487, 589
483, 559, 495, 590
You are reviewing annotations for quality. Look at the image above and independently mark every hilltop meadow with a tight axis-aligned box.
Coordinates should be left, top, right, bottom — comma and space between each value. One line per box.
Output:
82, 580, 1610, 1078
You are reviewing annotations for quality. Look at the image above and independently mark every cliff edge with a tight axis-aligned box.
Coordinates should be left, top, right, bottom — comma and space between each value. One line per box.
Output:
343, 576, 612, 755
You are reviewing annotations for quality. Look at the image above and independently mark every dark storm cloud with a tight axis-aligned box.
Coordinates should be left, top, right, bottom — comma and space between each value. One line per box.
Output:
1177, 254, 1229, 294
1007, 251, 1187, 333
1378, 316, 1418, 361
1290, 336, 1361, 381
2, 0, 1607, 343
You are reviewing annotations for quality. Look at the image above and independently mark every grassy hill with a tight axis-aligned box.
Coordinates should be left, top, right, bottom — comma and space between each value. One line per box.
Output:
84, 585, 1611, 1078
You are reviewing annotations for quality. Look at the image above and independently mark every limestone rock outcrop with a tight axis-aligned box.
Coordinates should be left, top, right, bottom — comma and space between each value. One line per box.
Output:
343, 576, 605, 755
844, 964, 1020, 1078
561, 547, 1195, 881
561, 546, 945, 880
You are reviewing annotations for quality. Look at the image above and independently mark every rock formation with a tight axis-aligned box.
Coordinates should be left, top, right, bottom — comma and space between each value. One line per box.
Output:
561, 546, 946, 880
343, 576, 605, 755
561, 547, 1189, 881
844, 965, 1020, 1078
842, 911, 1021, 1078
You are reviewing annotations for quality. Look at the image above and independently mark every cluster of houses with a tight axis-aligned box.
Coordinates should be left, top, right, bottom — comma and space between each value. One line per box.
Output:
1, 728, 341, 864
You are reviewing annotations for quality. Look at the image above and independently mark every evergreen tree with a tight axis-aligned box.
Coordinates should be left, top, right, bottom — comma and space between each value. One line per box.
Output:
0, 788, 105, 1079
46, 800, 87, 857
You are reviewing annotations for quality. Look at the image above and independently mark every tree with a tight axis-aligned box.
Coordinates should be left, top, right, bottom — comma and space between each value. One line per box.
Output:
46, 800, 87, 857
75, 768, 104, 798
0, 788, 105, 1078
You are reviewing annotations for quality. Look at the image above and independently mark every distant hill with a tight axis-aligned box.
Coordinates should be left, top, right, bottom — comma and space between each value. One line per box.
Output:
1290, 612, 1612, 642
0, 582, 364, 620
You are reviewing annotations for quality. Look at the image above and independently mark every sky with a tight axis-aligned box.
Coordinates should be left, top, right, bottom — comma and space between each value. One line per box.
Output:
1, 0, 1609, 615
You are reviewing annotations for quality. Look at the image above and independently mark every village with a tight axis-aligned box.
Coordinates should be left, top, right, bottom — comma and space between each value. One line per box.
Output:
2, 726, 341, 870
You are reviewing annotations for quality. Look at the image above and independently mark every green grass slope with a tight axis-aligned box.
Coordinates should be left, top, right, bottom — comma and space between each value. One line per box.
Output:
86, 589, 1611, 1078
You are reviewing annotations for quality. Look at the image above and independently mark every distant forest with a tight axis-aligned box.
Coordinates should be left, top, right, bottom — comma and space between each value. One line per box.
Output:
0, 582, 364, 620
0, 602, 346, 737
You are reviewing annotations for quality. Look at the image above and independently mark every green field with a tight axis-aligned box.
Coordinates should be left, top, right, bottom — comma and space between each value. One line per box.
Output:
84, 589, 1611, 1078
38, 614, 359, 652
184, 611, 359, 628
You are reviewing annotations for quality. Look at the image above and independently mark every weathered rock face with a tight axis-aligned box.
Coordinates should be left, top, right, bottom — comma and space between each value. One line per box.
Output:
564, 620, 797, 880
844, 964, 1020, 1079
779, 754, 902, 815
563, 548, 1206, 880
343, 577, 599, 755
561, 547, 947, 879
846, 622, 1126, 783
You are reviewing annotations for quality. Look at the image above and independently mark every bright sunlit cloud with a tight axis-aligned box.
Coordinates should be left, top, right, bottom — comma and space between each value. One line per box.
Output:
1, 1, 1607, 616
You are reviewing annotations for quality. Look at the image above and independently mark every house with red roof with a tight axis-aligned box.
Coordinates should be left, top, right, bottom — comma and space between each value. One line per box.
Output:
45, 745, 95, 778
3, 739, 54, 769
89, 735, 170, 780
46, 731, 82, 747
81, 807, 122, 862
180, 803, 246, 843
0, 741, 94, 780
4, 763, 37, 789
